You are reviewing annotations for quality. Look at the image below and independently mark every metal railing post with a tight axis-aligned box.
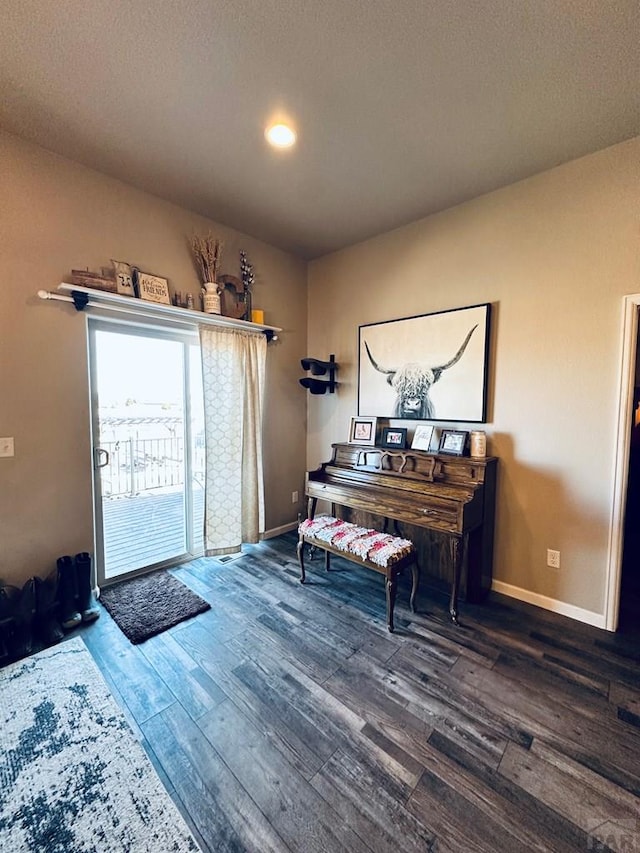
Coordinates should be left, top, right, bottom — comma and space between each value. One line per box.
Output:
129, 437, 135, 496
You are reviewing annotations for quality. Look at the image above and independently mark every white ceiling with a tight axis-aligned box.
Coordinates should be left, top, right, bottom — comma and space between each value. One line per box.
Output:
1, 0, 638, 259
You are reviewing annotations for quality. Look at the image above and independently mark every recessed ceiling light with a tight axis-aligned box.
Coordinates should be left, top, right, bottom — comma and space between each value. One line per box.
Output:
265, 123, 296, 149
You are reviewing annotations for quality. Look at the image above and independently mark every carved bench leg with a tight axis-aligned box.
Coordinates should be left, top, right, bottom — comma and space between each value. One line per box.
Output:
305, 497, 318, 562
297, 538, 306, 583
410, 560, 419, 613
298, 537, 417, 635
386, 570, 398, 633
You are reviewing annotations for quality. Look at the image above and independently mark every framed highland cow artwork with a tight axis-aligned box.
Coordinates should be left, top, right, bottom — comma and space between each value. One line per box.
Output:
358, 303, 491, 423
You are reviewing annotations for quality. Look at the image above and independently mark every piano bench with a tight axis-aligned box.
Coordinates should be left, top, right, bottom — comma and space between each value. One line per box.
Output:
296, 516, 419, 633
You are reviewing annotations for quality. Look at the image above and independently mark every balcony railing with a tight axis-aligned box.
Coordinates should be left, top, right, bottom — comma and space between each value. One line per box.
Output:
100, 437, 204, 498
100, 435, 206, 577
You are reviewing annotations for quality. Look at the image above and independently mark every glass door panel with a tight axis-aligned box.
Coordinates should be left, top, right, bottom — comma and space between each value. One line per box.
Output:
89, 321, 203, 583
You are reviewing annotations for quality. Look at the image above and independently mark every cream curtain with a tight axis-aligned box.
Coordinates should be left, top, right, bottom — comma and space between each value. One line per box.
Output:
199, 326, 266, 555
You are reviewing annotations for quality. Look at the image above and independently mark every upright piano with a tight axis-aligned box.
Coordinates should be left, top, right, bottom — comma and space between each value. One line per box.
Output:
304, 443, 497, 621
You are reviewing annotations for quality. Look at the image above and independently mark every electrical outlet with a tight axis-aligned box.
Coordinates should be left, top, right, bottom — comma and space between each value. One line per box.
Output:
292, 490, 299, 504
0, 437, 14, 458
547, 549, 560, 569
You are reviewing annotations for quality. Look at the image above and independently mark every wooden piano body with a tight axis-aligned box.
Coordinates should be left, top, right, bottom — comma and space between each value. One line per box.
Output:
304, 443, 497, 618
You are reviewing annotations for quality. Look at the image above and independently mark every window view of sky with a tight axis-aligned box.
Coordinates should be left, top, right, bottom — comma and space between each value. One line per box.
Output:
95, 331, 185, 407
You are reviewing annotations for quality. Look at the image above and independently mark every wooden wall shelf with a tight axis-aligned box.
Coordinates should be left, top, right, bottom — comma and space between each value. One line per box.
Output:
299, 354, 338, 394
37, 283, 281, 340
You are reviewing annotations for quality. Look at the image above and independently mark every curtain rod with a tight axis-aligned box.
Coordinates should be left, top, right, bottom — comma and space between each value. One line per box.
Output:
37, 288, 279, 341
38, 289, 73, 304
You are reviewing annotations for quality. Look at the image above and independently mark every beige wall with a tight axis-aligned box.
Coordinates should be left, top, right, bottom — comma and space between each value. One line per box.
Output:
0, 130, 308, 587
307, 137, 640, 621
3, 128, 639, 622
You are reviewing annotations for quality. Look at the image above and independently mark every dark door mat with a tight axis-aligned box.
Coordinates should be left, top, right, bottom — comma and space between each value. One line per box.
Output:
99, 570, 210, 644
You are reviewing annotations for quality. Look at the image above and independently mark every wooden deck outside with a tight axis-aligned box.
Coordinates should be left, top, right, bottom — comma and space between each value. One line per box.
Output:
103, 488, 205, 578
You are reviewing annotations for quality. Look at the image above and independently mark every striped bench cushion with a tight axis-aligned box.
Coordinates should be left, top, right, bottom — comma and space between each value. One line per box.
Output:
299, 516, 414, 568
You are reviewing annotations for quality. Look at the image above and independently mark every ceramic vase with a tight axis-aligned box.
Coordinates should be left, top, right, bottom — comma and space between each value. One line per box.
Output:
201, 282, 221, 315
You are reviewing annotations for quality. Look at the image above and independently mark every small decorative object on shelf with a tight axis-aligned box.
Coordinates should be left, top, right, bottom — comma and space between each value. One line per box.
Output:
299, 354, 338, 394
201, 282, 221, 314
172, 291, 196, 310
191, 232, 223, 314
111, 260, 135, 297
69, 268, 117, 293
218, 274, 245, 319
239, 249, 254, 321
470, 430, 487, 457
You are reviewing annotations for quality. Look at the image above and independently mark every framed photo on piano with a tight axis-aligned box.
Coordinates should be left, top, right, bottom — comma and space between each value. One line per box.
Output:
411, 424, 435, 452
381, 427, 408, 450
358, 303, 491, 422
348, 416, 377, 445
439, 429, 468, 456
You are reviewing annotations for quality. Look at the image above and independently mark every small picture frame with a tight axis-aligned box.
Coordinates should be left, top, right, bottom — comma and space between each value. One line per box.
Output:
349, 416, 377, 446
381, 427, 408, 450
135, 271, 171, 305
411, 424, 435, 452
438, 429, 468, 456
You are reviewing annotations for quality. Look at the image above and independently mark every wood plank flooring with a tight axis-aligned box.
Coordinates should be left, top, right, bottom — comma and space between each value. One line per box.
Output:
81, 532, 640, 853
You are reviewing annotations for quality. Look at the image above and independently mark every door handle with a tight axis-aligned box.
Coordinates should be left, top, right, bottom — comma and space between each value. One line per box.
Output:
95, 448, 110, 469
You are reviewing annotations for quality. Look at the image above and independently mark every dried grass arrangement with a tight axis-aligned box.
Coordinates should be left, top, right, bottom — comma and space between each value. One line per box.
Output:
191, 232, 223, 284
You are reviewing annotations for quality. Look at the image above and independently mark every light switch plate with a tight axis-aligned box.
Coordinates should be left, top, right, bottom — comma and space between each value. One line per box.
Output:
0, 437, 15, 457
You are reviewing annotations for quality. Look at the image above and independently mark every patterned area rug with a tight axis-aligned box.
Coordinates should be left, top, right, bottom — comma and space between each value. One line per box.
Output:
99, 570, 210, 644
0, 638, 200, 853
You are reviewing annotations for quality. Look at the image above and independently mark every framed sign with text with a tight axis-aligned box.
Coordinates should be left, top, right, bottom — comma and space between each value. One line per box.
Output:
135, 271, 171, 305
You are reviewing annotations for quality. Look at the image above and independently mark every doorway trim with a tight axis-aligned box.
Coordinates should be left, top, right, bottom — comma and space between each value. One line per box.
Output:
605, 294, 640, 631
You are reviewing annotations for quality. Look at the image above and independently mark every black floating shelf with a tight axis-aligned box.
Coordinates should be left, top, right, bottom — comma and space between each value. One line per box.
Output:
300, 354, 338, 394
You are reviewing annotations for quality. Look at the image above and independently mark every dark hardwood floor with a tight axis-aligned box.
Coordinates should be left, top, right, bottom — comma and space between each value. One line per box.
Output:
81, 532, 640, 853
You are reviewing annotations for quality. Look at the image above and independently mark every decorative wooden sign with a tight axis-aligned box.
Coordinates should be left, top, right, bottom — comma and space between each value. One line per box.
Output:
135, 271, 171, 305
112, 259, 135, 297
69, 269, 117, 293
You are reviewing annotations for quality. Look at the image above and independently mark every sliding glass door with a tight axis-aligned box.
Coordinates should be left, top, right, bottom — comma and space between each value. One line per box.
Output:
88, 320, 204, 585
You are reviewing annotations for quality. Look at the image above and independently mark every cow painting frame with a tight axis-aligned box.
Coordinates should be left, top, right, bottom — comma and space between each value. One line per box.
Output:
358, 303, 491, 423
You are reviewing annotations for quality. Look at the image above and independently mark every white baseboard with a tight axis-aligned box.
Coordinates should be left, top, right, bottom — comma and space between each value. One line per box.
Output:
491, 579, 607, 630
257, 530, 609, 630
262, 521, 298, 540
